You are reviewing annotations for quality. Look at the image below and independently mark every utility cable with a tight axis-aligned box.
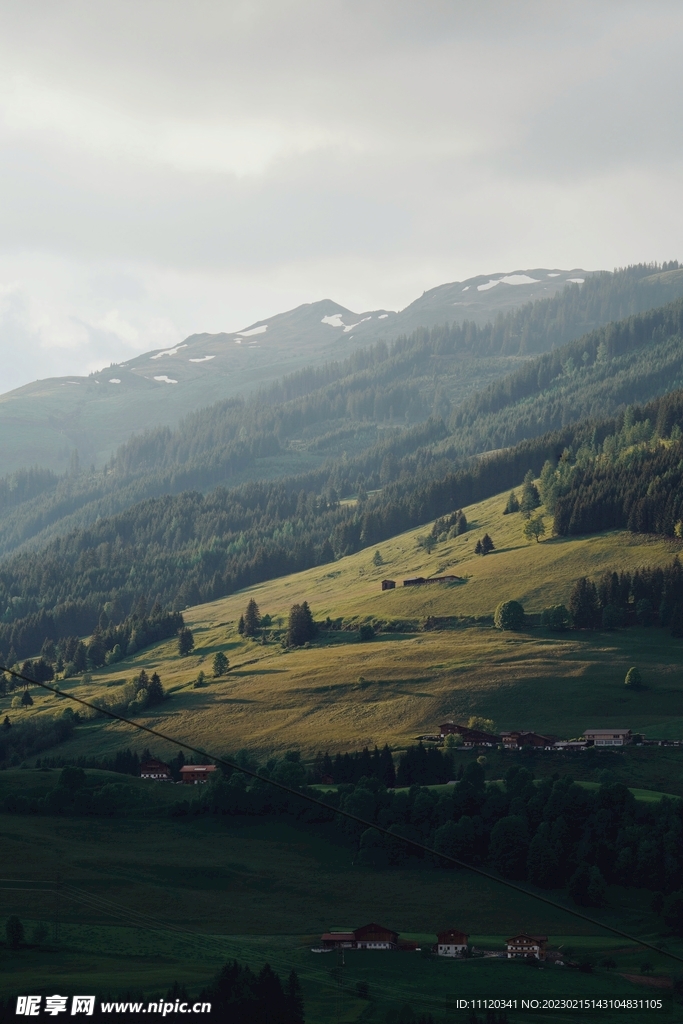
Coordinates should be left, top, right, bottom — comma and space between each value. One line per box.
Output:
4, 664, 683, 967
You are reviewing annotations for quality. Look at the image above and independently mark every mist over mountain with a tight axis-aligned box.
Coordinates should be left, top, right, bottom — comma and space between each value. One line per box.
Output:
0, 266, 593, 476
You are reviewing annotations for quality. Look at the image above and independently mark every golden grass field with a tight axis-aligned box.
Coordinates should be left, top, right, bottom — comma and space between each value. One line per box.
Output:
9, 484, 683, 760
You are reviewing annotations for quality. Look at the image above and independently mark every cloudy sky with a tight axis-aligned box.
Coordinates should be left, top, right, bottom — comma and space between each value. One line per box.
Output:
0, 0, 681, 392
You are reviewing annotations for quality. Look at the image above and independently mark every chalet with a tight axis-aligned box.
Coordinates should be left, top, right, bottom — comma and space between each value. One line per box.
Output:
501, 731, 555, 750
506, 934, 547, 960
140, 759, 172, 781
584, 728, 632, 747
439, 722, 500, 747
436, 928, 469, 957
381, 579, 396, 590
403, 577, 425, 587
353, 923, 399, 949
179, 764, 217, 784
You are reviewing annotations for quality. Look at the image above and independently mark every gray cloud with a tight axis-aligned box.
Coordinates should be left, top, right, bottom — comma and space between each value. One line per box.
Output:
0, 0, 680, 392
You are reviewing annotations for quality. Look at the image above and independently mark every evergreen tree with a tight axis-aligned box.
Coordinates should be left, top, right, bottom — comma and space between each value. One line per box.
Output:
489, 816, 529, 879
20, 690, 33, 707
178, 627, 195, 656
481, 533, 495, 554
569, 577, 600, 629
213, 652, 229, 677
503, 490, 520, 514
238, 615, 245, 635
287, 602, 317, 647
526, 824, 559, 888
243, 599, 261, 638
520, 470, 541, 518
474, 539, 483, 555
147, 672, 165, 706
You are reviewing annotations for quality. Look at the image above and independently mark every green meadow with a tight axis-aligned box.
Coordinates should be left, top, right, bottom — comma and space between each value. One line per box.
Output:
5, 485, 683, 761
2, 484, 683, 1017
0, 798, 677, 1021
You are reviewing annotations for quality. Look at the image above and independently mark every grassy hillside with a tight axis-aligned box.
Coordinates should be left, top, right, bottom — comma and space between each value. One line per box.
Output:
0, 799, 672, 1021
7, 484, 683, 762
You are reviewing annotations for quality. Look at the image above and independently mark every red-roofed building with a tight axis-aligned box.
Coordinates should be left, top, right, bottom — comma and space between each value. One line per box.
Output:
353, 923, 398, 949
179, 765, 217, 784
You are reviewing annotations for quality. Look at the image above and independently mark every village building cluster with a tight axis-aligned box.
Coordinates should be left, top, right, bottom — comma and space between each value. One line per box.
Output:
438, 722, 636, 750
316, 923, 559, 963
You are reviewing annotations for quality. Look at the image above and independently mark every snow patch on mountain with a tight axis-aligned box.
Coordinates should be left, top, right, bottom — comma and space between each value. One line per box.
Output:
154, 375, 178, 384
189, 355, 215, 363
236, 324, 268, 337
151, 344, 187, 360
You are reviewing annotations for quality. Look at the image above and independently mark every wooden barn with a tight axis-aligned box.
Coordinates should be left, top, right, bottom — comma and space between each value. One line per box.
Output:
353, 923, 399, 949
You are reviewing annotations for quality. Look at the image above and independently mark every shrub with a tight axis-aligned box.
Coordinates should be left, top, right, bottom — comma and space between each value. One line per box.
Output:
359, 624, 375, 642
494, 600, 525, 631
541, 605, 570, 631
625, 666, 644, 689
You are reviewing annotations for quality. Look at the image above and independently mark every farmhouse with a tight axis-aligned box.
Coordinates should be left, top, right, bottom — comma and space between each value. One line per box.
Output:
179, 765, 217, 784
140, 759, 172, 781
403, 576, 425, 586
436, 928, 469, 957
501, 731, 555, 750
439, 722, 500, 746
381, 579, 396, 590
506, 934, 547, 960
584, 728, 632, 747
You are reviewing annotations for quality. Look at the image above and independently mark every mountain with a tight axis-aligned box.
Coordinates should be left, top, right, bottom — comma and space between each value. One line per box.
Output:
0, 268, 595, 476
2, 294, 683, 660
1, 272, 683, 563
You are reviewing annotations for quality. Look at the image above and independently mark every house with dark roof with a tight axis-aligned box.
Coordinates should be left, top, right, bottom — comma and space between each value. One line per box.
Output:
436, 928, 469, 957
506, 934, 547, 960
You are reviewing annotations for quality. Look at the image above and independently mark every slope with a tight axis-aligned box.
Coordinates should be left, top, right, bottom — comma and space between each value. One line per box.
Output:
7, 480, 683, 762
2, 262, 682, 476
2, 270, 683, 563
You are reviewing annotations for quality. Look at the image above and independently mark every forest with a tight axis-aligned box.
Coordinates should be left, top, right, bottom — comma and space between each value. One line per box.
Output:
0, 266, 682, 564
4, 751, 683, 933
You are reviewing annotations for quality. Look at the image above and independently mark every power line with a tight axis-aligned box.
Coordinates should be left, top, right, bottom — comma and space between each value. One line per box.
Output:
5, 664, 683, 967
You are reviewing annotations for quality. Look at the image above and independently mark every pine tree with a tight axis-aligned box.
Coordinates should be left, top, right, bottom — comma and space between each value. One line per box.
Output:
520, 470, 541, 519
287, 602, 317, 647
481, 533, 495, 554
243, 599, 261, 637
569, 577, 600, 629
238, 615, 245, 635
177, 627, 195, 656
503, 490, 520, 515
